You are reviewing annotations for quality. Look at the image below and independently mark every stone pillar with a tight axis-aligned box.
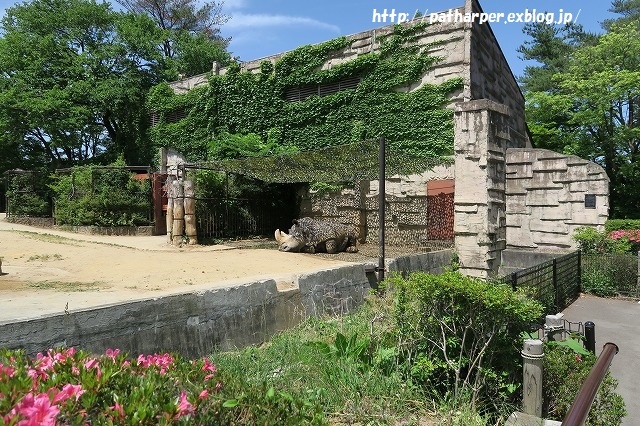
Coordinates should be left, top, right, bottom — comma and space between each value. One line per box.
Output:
522, 339, 544, 417
454, 100, 511, 278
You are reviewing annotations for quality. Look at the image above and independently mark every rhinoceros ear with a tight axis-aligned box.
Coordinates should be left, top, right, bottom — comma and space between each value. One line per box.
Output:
292, 219, 299, 226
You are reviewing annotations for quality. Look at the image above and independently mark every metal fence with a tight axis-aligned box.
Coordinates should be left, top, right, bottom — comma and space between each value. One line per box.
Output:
495, 251, 582, 317
582, 253, 639, 298
4, 170, 53, 218
195, 197, 287, 240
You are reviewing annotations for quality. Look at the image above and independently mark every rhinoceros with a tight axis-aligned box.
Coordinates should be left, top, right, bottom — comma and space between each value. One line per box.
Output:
274, 217, 358, 254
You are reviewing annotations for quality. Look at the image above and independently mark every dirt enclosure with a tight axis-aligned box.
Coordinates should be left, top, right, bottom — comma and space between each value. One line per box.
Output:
0, 216, 360, 322
0, 214, 453, 323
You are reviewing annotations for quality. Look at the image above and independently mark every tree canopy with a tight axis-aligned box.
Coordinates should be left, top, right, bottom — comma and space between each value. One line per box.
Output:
519, 4, 640, 218
0, 0, 229, 173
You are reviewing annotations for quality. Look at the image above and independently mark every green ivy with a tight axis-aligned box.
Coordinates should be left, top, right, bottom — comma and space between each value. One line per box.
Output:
147, 23, 463, 173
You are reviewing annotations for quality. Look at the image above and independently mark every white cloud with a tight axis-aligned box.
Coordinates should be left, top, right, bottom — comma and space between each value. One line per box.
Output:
222, 0, 247, 11
226, 12, 340, 33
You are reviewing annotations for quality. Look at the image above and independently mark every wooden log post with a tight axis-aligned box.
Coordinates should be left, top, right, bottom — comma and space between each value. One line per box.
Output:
521, 339, 544, 418
183, 180, 198, 245
171, 180, 185, 245
165, 176, 175, 244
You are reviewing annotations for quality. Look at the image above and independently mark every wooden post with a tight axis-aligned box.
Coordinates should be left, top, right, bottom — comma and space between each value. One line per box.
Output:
522, 339, 544, 417
171, 180, 185, 245
183, 180, 198, 245
165, 176, 175, 243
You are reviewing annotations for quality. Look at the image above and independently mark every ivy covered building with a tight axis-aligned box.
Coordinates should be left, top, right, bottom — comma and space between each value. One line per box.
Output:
151, 0, 609, 278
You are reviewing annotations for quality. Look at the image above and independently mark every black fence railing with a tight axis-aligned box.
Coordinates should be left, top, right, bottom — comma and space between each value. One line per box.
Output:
495, 251, 582, 317
195, 197, 287, 240
582, 253, 639, 298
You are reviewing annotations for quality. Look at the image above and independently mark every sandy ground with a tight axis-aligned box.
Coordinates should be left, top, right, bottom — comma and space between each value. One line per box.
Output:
0, 214, 355, 322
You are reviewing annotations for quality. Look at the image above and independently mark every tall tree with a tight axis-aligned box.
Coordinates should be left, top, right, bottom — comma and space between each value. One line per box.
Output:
116, 0, 230, 76
602, 0, 640, 31
518, 23, 597, 154
0, 0, 164, 166
519, 19, 640, 217
518, 22, 597, 93
557, 23, 640, 217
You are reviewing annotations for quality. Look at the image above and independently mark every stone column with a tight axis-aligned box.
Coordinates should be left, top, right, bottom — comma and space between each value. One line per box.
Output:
454, 100, 511, 278
522, 339, 544, 418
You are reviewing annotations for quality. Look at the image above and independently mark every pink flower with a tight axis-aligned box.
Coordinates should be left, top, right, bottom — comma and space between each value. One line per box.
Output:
83, 358, 102, 379
575, 355, 582, 362
201, 357, 217, 381
105, 349, 120, 361
109, 402, 125, 420
15, 393, 60, 426
52, 384, 85, 404
83, 358, 98, 369
72, 366, 80, 375
137, 353, 174, 374
175, 390, 194, 419
198, 389, 209, 400
0, 363, 16, 379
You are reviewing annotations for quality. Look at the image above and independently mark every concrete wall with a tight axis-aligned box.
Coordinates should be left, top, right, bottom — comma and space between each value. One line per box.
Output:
467, 0, 529, 144
299, 165, 454, 246
454, 100, 526, 278
0, 252, 451, 358
505, 149, 609, 251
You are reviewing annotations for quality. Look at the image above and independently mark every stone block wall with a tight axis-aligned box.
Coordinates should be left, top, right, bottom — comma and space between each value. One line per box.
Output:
298, 165, 454, 246
505, 149, 609, 251
454, 100, 523, 278
467, 0, 528, 143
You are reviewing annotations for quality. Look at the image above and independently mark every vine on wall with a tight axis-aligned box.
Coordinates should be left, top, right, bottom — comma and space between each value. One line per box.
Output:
147, 23, 463, 170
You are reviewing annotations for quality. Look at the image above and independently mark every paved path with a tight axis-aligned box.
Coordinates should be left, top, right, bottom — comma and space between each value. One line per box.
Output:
562, 295, 640, 425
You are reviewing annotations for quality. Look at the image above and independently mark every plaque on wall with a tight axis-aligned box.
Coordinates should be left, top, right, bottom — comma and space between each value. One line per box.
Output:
585, 194, 596, 209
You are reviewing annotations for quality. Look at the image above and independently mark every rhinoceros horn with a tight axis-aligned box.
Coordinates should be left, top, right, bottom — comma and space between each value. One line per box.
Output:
274, 229, 288, 244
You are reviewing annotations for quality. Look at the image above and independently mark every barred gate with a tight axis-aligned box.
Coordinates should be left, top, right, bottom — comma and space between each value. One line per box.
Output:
495, 251, 582, 317
195, 197, 283, 240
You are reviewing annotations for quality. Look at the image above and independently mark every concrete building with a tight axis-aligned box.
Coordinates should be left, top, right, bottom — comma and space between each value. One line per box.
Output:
167, 0, 608, 278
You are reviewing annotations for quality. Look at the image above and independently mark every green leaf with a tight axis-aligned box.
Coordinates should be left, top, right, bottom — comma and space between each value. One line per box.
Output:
222, 399, 239, 408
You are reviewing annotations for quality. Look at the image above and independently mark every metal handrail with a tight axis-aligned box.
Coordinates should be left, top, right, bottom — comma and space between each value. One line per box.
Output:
562, 342, 619, 426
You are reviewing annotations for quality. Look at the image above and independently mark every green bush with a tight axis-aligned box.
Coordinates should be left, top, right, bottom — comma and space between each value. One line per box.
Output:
582, 253, 639, 297
5, 171, 51, 217
385, 271, 543, 410
572, 226, 632, 254
50, 161, 151, 227
604, 219, 640, 233
543, 343, 626, 425
0, 347, 323, 425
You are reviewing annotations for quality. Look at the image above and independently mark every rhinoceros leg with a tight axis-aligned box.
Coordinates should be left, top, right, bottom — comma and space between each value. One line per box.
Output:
325, 239, 338, 254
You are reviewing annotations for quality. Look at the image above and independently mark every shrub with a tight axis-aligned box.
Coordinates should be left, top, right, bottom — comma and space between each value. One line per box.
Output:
543, 343, 626, 425
604, 219, 640, 233
50, 161, 151, 227
385, 271, 543, 410
0, 347, 323, 425
572, 226, 633, 254
5, 171, 51, 217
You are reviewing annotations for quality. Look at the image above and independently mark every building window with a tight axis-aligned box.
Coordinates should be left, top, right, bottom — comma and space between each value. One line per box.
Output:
149, 108, 187, 126
284, 76, 361, 102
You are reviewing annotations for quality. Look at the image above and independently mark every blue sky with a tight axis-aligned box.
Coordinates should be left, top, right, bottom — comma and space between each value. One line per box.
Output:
0, 0, 615, 79
218, 0, 615, 78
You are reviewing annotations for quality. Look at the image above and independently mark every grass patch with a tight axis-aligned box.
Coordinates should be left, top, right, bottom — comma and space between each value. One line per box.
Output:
26, 253, 63, 262
27, 280, 107, 292
12, 230, 82, 246
209, 295, 440, 425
